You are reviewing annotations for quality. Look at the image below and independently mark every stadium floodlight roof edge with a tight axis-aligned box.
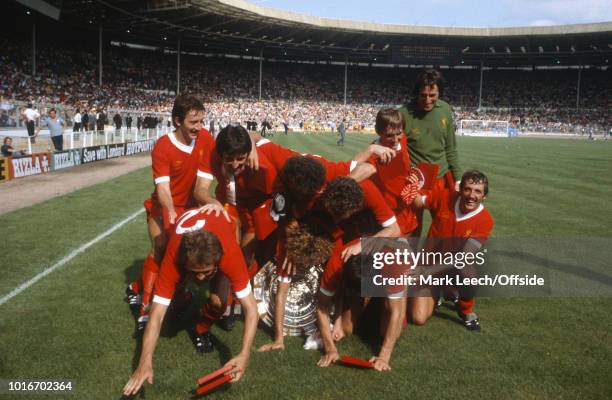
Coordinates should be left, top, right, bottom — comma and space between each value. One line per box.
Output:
212, 0, 612, 37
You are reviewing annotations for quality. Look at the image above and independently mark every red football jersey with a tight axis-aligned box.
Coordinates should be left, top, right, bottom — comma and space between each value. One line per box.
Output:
366, 135, 417, 234
424, 188, 494, 252
150, 129, 214, 208
152, 210, 251, 305
211, 146, 278, 210
255, 139, 356, 186
318, 238, 354, 296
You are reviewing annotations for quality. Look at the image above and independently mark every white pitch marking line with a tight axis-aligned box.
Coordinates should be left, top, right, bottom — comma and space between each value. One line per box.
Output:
0, 208, 145, 307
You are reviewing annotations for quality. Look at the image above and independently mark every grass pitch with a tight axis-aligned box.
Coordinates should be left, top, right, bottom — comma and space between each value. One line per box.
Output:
0, 133, 611, 399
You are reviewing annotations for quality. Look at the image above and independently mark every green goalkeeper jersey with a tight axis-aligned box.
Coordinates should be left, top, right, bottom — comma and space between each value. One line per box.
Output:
398, 100, 461, 181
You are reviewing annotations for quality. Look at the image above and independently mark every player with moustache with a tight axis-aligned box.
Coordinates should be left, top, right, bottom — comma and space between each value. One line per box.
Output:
122, 210, 258, 396
126, 95, 221, 332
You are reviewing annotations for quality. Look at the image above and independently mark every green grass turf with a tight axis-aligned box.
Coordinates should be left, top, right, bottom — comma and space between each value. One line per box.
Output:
0, 133, 611, 399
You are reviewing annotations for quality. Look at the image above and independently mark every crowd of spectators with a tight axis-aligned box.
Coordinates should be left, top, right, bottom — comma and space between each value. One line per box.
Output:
1, 36, 610, 134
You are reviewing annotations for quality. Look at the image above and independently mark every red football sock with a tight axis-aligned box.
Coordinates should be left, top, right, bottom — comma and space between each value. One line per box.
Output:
458, 298, 475, 316
129, 279, 142, 294
140, 255, 159, 316
196, 304, 224, 335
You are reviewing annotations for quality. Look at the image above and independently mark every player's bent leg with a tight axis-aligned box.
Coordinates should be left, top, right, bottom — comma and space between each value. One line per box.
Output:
456, 265, 481, 332
194, 273, 231, 353
341, 294, 369, 336
137, 216, 167, 332
408, 295, 436, 326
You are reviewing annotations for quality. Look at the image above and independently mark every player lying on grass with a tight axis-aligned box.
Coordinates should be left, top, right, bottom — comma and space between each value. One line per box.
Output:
122, 210, 258, 396
126, 95, 219, 332
403, 169, 494, 331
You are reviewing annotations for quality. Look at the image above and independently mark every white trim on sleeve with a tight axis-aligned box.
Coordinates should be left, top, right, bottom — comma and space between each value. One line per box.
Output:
152, 295, 172, 306
197, 170, 214, 180
235, 282, 252, 299
255, 139, 271, 147
319, 287, 335, 297
349, 160, 358, 171
381, 216, 397, 228
154, 176, 170, 184
387, 290, 406, 300
278, 276, 292, 283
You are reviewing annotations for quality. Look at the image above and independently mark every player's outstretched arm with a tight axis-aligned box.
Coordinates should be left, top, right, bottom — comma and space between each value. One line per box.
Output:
348, 162, 376, 183
224, 292, 258, 382
370, 297, 405, 372
353, 144, 397, 164
258, 280, 290, 352
316, 293, 339, 367
122, 301, 168, 396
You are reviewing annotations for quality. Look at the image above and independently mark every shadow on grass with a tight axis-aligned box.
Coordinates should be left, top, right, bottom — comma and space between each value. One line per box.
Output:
124, 258, 145, 286
496, 250, 612, 287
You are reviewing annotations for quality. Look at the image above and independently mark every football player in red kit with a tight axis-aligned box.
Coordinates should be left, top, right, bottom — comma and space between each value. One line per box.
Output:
352, 108, 419, 236
406, 169, 494, 331
122, 210, 258, 396
126, 95, 217, 332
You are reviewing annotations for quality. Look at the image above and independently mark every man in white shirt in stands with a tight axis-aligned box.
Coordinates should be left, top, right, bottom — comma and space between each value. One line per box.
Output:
21, 103, 40, 144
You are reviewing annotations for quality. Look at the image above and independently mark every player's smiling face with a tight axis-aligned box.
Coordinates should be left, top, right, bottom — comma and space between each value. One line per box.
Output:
176, 110, 204, 143
459, 180, 486, 214
417, 84, 439, 112
222, 153, 248, 176
379, 127, 402, 148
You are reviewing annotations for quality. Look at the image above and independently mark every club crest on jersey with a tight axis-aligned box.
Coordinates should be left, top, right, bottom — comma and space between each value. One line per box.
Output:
176, 209, 206, 234
441, 118, 448, 129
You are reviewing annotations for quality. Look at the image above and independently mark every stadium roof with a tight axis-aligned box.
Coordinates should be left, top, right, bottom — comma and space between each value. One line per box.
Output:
12, 0, 612, 66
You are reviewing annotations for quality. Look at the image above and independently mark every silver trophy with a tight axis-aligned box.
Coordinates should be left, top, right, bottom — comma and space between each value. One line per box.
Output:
253, 261, 323, 336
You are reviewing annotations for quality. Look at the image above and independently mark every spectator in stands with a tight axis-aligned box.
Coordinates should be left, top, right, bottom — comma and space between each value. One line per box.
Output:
1, 137, 27, 157
37, 108, 65, 152
21, 103, 40, 144
125, 114, 133, 132
96, 109, 106, 134
88, 110, 96, 131
73, 108, 82, 133
81, 111, 89, 133
113, 112, 122, 134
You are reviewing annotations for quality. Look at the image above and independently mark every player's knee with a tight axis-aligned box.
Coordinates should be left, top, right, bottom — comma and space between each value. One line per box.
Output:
410, 310, 431, 326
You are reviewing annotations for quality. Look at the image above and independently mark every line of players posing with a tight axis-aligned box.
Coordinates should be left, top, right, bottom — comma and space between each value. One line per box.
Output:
122, 71, 494, 396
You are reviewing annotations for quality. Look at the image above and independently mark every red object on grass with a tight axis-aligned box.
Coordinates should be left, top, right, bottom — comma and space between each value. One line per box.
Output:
196, 364, 233, 386
195, 374, 232, 395
339, 355, 374, 368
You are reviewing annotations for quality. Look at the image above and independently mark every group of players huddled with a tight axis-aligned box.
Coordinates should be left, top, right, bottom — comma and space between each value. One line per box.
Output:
122, 70, 494, 396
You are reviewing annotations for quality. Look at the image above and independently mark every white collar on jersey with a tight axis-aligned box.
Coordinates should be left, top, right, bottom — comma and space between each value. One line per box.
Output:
373, 138, 402, 151
454, 197, 485, 222
168, 131, 195, 154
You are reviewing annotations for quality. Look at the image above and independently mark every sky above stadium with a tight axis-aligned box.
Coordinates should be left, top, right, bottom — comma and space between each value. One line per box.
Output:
249, 0, 612, 27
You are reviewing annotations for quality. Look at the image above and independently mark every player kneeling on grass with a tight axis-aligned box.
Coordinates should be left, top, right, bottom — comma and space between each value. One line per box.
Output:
402, 169, 494, 331
122, 210, 258, 396
316, 253, 406, 372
